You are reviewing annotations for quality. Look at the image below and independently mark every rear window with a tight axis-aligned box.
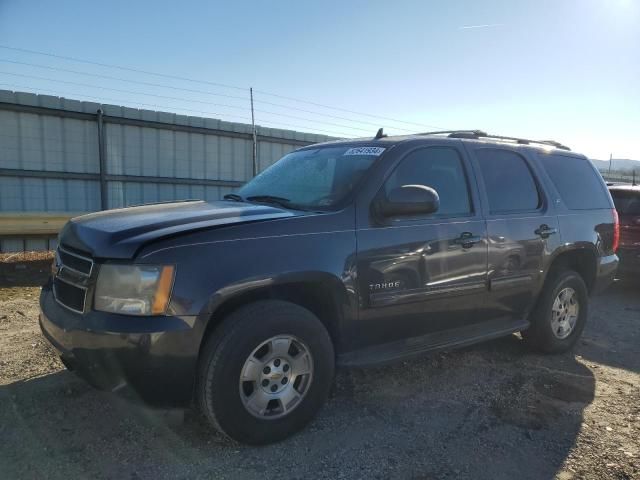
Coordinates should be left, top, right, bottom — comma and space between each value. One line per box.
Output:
610, 190, 640, 215
538, 154, 611, 210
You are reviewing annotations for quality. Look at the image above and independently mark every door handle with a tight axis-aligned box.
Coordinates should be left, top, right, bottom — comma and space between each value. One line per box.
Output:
535, 224, 558, 239
454, 232, 482, 248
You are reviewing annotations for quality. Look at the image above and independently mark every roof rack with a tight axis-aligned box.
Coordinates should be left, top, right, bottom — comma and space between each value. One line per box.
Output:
417, 130, 571, 151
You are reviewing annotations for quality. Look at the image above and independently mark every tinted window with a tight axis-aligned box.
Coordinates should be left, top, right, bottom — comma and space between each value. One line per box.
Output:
539, 154, 611, 210
476, 149, 540, 213
611, 190, 640, 215
384, 147, 471, 216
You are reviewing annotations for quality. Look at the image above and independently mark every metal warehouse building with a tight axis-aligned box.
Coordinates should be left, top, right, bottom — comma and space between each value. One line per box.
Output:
0, 89, 335, 252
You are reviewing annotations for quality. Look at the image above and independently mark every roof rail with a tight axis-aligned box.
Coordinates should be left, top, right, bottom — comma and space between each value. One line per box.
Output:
417, 130, 571, 151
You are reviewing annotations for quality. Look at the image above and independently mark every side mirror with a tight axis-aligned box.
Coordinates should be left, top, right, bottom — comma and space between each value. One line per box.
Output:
377, 185, 440, 217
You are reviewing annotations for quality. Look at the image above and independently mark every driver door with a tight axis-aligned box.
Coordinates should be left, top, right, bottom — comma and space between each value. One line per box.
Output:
353, 144, 490, 351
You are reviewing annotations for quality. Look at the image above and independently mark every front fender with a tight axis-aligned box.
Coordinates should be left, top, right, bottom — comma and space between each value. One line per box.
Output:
137, 224, 358, 351
202, 270, 351, 318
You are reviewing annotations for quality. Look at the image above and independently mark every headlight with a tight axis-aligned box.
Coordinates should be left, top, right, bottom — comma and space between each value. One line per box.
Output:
94, 264, 175, 316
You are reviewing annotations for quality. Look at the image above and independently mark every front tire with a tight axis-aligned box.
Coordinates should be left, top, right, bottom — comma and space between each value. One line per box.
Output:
196, 300, 335, 444
522, 269, 588, 353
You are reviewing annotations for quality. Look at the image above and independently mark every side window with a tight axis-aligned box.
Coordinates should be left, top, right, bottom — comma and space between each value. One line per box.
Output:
538, 154, 611, 210
384, 147, 472, 217
475, 149, 540, 213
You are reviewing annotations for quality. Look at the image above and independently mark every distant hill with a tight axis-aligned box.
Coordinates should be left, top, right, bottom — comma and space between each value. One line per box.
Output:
591, 158, 640, 172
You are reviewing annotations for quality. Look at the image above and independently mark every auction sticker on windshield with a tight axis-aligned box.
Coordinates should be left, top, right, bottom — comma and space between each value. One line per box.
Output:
343, 147, 386, 156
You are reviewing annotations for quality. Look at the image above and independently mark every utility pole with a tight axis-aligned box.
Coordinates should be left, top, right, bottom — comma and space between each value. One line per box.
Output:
250, 87, 258, 177
608, 153, 613, 176
96, 109, 108, 210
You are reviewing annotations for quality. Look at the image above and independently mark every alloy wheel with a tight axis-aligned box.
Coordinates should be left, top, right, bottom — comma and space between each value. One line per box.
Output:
239, 335, 314, 419
550, 287, 580, 340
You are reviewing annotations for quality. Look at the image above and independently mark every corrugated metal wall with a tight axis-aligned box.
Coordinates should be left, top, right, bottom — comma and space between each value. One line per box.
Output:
0, 89, 335, 252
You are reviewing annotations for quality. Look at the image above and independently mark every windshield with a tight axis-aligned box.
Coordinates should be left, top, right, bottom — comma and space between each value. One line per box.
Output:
236, 146, 384, 210
611, 191, 640, 215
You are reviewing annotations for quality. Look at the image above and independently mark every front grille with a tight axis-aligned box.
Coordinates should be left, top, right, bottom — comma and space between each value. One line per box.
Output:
58, 248, 93, 275
53, 246, 94, 313
53, 277, 87, 313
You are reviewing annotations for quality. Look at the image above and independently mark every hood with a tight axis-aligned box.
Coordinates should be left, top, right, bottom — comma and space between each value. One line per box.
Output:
59, 200, 296, 259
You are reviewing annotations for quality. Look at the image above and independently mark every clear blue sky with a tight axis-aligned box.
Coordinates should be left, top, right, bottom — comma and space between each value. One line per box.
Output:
0, 0, 638, 160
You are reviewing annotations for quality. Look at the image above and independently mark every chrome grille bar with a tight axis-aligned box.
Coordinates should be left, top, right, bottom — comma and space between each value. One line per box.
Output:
53, 246, 94, 314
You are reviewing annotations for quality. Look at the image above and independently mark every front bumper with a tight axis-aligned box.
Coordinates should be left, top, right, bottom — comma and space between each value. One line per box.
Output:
39, 282, 202, 406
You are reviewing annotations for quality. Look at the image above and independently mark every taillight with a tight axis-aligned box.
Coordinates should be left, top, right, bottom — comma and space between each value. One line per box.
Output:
612, 208, 620, 253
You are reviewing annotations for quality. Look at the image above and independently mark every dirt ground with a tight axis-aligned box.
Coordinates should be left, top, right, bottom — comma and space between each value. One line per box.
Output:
0, 270, 638, 479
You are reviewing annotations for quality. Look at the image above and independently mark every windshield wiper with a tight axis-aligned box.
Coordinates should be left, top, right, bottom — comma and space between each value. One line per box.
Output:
225, 193, 305, 210
223, 193, 245, 202
245, 195, 315, 211
246, 195, 293, 207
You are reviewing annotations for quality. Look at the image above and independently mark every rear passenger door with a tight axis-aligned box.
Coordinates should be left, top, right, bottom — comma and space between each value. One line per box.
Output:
469, 148, 562, 321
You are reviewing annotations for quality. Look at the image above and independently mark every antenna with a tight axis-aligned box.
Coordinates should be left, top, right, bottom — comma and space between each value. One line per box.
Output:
374, 128, 386, 139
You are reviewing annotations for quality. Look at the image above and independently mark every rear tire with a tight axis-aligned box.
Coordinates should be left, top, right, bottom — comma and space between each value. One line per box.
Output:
196, 300, 334, 444
522, 269, 588, 353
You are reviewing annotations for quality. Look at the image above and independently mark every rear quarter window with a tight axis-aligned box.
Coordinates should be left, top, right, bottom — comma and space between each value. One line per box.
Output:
538, 154, 611, 210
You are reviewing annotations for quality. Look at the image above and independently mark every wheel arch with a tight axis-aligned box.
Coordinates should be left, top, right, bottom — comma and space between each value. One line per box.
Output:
545, 245, 598, 294
198, 271, 351, 357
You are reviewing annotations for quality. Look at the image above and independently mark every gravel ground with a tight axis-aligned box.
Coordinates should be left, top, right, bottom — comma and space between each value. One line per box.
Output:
0, 279, 638, 480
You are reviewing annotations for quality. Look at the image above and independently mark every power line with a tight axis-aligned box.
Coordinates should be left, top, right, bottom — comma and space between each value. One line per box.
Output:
0, 58, 416, 133
0, 58, 414, 132
254, 98, 418, 132
0, 59, 249, 102
0, 83, 352, 138
255, 108, 369, 133
0, 71, 373, 133
0, 58, 427, 134
0, 44, 248, 92
0, 44, 446, 130
0, 59, 411, 133
0, 70, 247, 109
252, 89, 444, 129
0, 82, 251, 122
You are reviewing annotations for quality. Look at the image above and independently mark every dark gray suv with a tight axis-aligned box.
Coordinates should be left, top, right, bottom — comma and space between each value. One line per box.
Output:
40, 130, 619, 444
